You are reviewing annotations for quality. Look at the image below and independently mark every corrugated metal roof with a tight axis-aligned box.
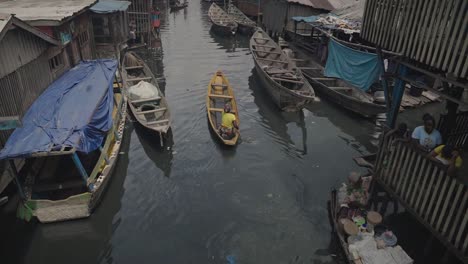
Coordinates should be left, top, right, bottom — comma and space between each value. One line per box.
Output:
331, 0, 364, 20
0, 13, 12, 34
0, 0, 97, 26
90, 0, 130, 13
287, 0, 334, 11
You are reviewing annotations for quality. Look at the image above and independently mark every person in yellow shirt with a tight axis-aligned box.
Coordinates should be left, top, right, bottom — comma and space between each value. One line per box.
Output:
220, 104, 238, 139
428, 145, 462, 176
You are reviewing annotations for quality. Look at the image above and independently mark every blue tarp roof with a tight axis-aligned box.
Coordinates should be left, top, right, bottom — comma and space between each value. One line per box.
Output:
90, 0, 131, 13
0, 60, 118, 159
291, 16, 319, 23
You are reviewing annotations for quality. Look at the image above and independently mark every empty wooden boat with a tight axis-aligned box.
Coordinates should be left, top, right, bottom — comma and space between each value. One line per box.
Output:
250, 29, 315, 111
122, 52, 171, 142
207, 70, 240, 146
227, 3, 256, 35
301, 63, 386, 117
170, 1, 188, 12
208, 3, 238, 36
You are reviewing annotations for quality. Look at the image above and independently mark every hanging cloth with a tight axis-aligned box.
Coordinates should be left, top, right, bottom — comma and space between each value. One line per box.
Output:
324, 39, 383, 91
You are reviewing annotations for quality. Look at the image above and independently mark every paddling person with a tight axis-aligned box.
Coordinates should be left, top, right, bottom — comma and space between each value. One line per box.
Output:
220, 103, 238, 139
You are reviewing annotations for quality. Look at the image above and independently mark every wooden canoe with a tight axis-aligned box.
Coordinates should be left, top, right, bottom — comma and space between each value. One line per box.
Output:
301, 63, 386, 117
122, 51, 171, 139
227, 3, 256, 35
249, 29, 315, 111
207, 70, 240, 146
208, 3, 238, 36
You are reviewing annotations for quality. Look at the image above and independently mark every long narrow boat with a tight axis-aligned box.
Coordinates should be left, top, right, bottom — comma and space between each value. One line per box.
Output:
227, 3, 256, 35
208, 3, 238, 36
0, 60, 127, 223
207, 70, 240, 146
302, 64, 386, 118
122, 51, 171, 142
170, 1, 188, 12
250, 29, 315, 111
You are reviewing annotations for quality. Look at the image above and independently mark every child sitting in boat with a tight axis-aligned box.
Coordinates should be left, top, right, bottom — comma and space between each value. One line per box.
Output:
220, 103, 238, 139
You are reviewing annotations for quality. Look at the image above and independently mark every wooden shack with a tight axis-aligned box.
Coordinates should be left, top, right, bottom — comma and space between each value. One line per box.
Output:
262, 0, 333, 36
127, 0, 154, 45
360, 0, 468, 263
90, 0, 131, 59
0, 0, 97, 66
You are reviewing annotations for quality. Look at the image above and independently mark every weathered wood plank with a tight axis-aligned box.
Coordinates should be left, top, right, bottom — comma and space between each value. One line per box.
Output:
390, 143, 407, 188
409, 158, 429, 207
429, 173, 450, 226
454, 208, 468, 248
390, 0, 405, 51
401, 153, 421, 201
429, 0, 455, 66
423, 169, 445, 220
415, 166, 438, 215
448, 190, 468, 242
415, 0, 438, 60
447, 10, 468, 73
436, 180, 457, 231
395, 147, 413, 195
441, 0, 468, 70
442, 184, 464, 236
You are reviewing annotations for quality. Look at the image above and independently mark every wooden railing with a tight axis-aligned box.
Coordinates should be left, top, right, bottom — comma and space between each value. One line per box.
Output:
438, 111, 468, 149
374, 133, 468, 263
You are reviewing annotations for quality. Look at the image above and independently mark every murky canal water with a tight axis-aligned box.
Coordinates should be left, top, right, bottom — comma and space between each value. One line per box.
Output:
2, 1, 382, 263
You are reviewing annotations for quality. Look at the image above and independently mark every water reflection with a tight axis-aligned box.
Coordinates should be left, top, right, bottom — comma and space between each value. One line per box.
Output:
248, 68, 308, 158
209, 29, 249, 53
22, 125, 132, 264
134, 124, 174, 177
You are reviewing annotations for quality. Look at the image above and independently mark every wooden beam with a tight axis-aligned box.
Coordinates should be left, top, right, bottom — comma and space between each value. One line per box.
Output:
253, 44, 277, 49
138, 107, 167, 114
256, 57, 287, 64
127, 76, 152, 82
253, 37, 271, 41
125, 66, 144, 70
131, 97, 161, 104
147, 119, 169, 125
212, 84, 228, 88
330, 87, 352, 91
252, 49, 282, 55
209, 108, 236, 113
272, 77, 304, 84
209, 94, 233, 99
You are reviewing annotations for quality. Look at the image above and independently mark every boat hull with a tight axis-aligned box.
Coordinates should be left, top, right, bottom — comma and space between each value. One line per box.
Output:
254, 61, 312, 111
304, 73, 386, 117
210, 23, 237, 36
237, 23, 255, 35
17, 96, 128, 223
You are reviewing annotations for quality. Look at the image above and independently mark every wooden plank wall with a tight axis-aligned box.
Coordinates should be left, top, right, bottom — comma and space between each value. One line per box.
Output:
361, 0, 468, 80
374, 133, 468, 263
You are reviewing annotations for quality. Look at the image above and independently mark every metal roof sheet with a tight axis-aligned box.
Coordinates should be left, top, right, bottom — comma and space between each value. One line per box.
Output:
90, 0, 130, 13
0, 0, 97, 25
0, 13, 12, 33
287, 0, 334, 11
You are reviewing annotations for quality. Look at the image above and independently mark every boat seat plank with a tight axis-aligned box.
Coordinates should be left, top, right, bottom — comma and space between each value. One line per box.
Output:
138, 107, 167, 114
131, 96, 161, 104
299, 67, 321, 70
272, 77, 304, 84
209, 108, 236, 113
127, 77, 152, 82
253, 37, 271, 41
147, 119, 169, 125
256, 58, 287, 64
312, 77, 335, 81
209, 94, 233, 99
125, 66, 144, 70
253, 44, 277, 48
212, 84, 228, 88
253, 49, 283, 55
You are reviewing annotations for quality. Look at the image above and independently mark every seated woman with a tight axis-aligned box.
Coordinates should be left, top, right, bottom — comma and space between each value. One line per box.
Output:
428, 145, 463, 176
412, 113, 442, 152
219, 104, 238, 139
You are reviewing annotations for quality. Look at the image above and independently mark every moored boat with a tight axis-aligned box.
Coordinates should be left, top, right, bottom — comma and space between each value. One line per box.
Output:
227, 3, 256, 35
0, 60, 127, 223
250, 29, 315, 111
170, 1, 188, 12
122, 51, 171, 143
207, 70, 240, 146
208, 3, 238, 36
302, 66, 387, 117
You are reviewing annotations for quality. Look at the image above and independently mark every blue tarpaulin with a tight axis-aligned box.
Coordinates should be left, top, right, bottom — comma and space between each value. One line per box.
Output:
324, 40, 383, 91
90, 0, 131, 13
0, 60, 118, 159
291, 16, 319, 23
